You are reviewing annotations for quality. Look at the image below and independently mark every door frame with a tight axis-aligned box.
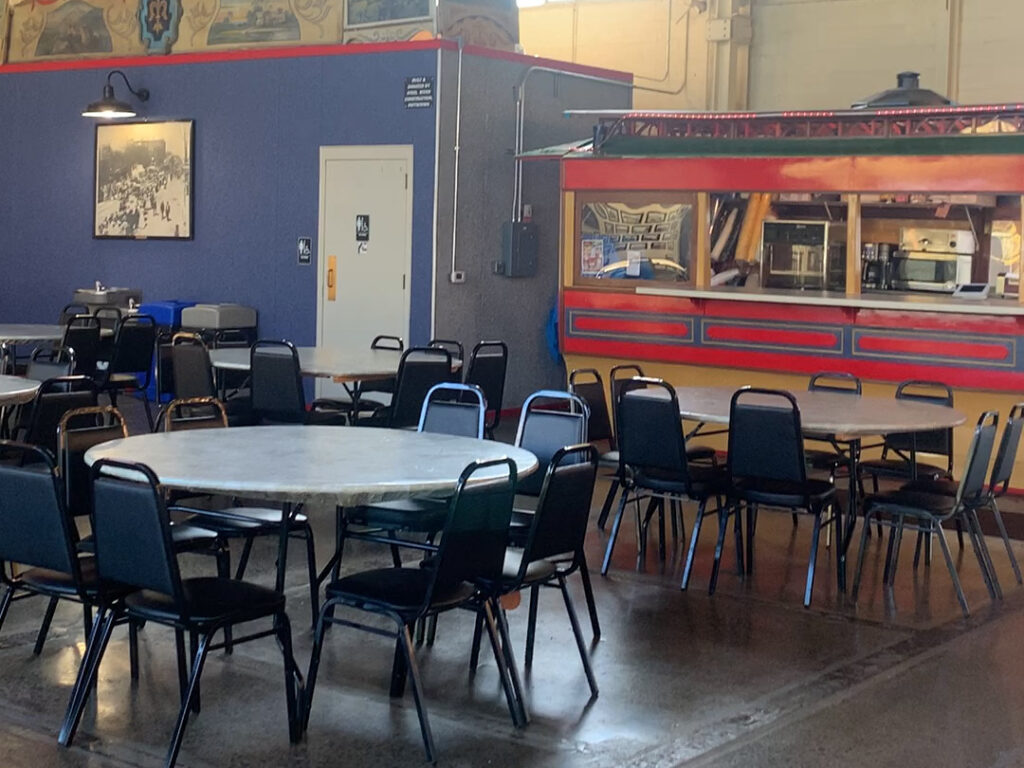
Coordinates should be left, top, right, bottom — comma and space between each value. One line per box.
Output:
316, 144, 414, 350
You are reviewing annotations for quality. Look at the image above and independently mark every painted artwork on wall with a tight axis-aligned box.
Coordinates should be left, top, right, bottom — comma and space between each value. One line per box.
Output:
94, 120, 194, 240
207, 0, 299, 45
346, 0, 430, 27
34, 0, 112, 56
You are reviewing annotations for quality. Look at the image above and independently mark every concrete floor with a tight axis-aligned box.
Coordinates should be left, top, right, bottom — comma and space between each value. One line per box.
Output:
3, 396, 1024, 767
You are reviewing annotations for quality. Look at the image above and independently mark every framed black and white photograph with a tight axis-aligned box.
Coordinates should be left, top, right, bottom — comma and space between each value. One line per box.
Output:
94, 120, 193, 239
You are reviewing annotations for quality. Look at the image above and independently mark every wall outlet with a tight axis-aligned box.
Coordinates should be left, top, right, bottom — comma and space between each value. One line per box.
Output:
449, 270, 466, 283
492, 261, 506, 275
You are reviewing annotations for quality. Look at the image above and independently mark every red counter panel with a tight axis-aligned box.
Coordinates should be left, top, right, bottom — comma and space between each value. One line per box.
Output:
562, 289, 1024, 391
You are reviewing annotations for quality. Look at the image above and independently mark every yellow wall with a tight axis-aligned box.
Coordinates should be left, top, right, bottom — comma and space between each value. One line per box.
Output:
520, 0, 1024, 111
564, 353, 1024, 483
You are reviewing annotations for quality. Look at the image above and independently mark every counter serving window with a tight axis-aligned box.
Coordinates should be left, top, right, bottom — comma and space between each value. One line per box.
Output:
574, 192, 695, 286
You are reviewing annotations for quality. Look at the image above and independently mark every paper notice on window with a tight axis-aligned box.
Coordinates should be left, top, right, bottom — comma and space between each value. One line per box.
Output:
626, 249, 642, 277
581, 239, 604, 275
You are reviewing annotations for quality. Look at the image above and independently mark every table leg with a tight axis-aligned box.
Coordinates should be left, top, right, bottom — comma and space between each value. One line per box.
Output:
276, 502, 294, 594
842, 439, 861, 555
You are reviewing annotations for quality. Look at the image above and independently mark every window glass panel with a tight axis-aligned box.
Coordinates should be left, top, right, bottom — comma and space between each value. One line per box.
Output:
578, 200, 693, 283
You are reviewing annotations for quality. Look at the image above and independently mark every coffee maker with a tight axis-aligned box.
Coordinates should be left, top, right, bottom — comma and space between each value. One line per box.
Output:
861, 242, 894, 290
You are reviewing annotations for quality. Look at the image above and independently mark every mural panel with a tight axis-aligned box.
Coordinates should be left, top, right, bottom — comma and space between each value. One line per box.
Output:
438, 0, 517, 51
8, 0, 142, 61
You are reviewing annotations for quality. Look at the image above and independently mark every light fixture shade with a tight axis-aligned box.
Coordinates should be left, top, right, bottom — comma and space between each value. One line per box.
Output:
82, 76, 148, 119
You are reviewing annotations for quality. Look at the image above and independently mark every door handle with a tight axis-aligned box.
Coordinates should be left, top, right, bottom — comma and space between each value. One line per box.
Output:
327, 255, 336, 301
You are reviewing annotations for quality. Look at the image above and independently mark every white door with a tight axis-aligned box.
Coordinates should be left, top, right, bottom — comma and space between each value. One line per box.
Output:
316, 145, 412, 399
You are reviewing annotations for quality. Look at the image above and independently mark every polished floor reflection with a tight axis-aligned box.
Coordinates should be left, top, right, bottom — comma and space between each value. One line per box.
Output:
2, 441, 1024, 766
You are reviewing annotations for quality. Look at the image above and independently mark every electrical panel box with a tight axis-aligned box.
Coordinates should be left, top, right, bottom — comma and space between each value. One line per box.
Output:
500, 221, 538, 278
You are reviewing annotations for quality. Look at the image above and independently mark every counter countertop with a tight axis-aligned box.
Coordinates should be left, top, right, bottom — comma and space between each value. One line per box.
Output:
633, 286, 1024, 315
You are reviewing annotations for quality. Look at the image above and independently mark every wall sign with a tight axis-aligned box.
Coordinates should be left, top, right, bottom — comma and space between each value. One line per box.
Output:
297, 236, 312, 265
356, 214, 370, 241
404, 76, 434, 109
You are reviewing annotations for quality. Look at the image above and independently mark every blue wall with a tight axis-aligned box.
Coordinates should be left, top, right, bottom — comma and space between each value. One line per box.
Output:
0, 48, 438, 344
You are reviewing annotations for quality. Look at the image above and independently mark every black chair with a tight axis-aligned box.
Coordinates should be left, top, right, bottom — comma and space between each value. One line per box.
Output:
859, 380, 955, 489
15, 375, 99, 456
62, 315, 102, 377
358, 347, 452, 429
167, 333, 253, 426
59, 459, 303, 767
305, 458, 526, 763
712, 387, 841, 608
356, 334, 405, 407
97, 314, 157, 430
59, 303, 89, 326
470, 444, 600, 697
336, 382, 487, 573
510, 389, 602, 639
464, 340, 508, 438
26, 346, 75, 381
161, 397, 321, 627
0, 441, 137, 665
599, 379, 728, 579
250, 340, 347, 425
429, 338, 464, 380
853, 411, 1001, 617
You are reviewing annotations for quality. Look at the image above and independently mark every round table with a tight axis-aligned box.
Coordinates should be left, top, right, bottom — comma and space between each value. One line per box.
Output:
85, 425, 537, 505
670, 386, 966, 438
0, 375, 41, 406
0, 324, 64, 345
208, 346, 404, 383
86, 426, 538, 594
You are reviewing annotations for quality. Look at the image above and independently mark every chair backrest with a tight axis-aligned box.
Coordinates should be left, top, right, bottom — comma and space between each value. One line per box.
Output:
170, 333, 216, 400
371, 334, 404, 352
955, 411, 999, 506
389, 347, 453, 429
429, 338, 464, 369
464, 340, 508, 431
91, 459, 186, 606
427, 458, 516, 608
885, 380, 955, 464
617, 378, 692, 483
609, 364, 645, 445
108, 315, 157, 385
158, 397, 228, 432
419, 383, 486, 438
515, 445, 598, 578
0, 442, 82, 586
808, 371, 862, 395
57, 405, 127, 519
728, 387, 807, 484
251, 340, 306, 423
569, 368, 612, 443
59, 303, 89, 326
514, 389, 589, 497
27, 346, 75, 381
19, 376, 100, 455
62, 315, 102, 375
990, 403, 1024, 496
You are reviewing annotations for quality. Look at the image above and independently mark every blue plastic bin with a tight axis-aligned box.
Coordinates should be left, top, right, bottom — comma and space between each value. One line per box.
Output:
138, 300, 196, 330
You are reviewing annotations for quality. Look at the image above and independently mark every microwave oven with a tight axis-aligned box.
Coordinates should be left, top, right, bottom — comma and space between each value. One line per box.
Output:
888, 251, 973, 293
761, 220, 845, 291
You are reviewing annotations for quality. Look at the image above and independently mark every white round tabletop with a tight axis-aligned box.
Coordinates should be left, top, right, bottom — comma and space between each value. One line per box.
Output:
0, 324, 64, 344
208, 346, 403, 382
0, 375, 41, 406
666, 385, 966, 437
85, 426, 539, 506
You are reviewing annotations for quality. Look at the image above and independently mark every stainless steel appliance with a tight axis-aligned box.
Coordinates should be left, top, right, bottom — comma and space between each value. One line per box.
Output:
762, 220, 845, 291
889, 228, 975, 293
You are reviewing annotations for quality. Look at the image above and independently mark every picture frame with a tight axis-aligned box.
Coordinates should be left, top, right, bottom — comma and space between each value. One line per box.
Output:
94, 119, 194, 239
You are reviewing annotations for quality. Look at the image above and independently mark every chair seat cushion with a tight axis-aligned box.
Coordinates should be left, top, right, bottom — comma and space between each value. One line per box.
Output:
178, 506, 309, 534
349, 498, 449, 533
633, 463, 728, 499
734, 477, 835, 507
325, 568, 475, 616
863, 488, 956, 518
305, 407, 347, 427
859, 458, 949, 480
501, 547, 557, 583
104, 372, 140, 388
19, 556, 97, 596
805, 449, 850, 471
126, 577, 285, 625
899, 477, 959, 497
